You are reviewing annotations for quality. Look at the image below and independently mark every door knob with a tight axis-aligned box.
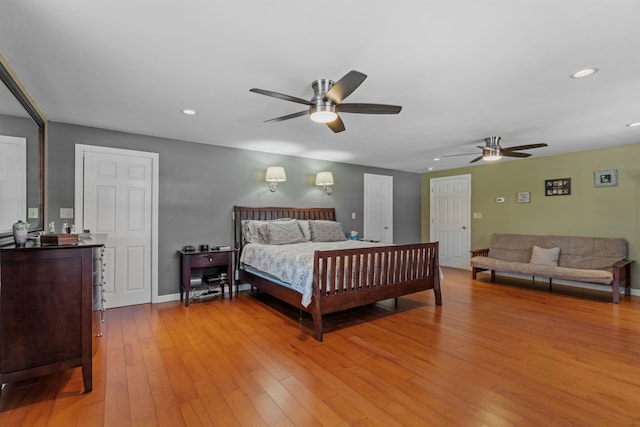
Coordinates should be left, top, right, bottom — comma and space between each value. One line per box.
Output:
384, 226, 389, 230
462, 226, 467, 229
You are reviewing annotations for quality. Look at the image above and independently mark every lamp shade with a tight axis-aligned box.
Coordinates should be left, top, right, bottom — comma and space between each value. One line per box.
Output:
315, 171, 334, 186
265, 166, 286, 182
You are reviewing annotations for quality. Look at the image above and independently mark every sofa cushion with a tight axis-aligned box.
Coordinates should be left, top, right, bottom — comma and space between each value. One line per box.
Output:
487, 234, 626, 268
551, 266, 613, 284
530, 245, 560, 266
470, 256, 614, 285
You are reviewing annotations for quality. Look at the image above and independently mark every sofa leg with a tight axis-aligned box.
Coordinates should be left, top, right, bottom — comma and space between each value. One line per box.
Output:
490, 270, 495, 282
612, 281, 620, 304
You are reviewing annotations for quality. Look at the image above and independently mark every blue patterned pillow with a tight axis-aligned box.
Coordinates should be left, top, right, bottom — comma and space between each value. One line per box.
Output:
308, 220, 347, 242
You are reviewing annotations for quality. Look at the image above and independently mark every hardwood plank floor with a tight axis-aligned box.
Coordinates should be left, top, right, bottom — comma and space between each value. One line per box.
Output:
1, 267, 639, 426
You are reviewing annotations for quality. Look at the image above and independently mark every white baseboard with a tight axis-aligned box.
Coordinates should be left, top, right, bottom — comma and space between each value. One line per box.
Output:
155, 292, 181, 303
153, 283, 252, 304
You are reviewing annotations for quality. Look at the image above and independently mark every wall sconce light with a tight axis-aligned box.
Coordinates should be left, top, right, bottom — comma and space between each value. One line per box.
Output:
315, 171, 334, 195
265, 166, 286, 192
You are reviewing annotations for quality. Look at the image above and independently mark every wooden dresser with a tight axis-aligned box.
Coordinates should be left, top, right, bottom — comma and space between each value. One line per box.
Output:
0, 235, 106, 394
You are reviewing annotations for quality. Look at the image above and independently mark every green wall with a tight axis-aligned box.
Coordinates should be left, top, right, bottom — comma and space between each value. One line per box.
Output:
422, 142, 640, 290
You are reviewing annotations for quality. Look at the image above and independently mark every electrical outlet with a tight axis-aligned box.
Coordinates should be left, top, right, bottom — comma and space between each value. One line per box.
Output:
28, 208, 39, 219
496, 197, 505, 203
473, 212, 482, 219
352, 212, 356, 219
60, 208, 74, 218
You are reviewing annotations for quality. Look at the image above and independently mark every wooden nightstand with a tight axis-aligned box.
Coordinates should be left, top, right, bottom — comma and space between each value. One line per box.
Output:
178, 249, 234, 307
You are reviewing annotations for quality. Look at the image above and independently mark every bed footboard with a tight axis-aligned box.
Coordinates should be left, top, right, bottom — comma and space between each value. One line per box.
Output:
311, 242, 441, 341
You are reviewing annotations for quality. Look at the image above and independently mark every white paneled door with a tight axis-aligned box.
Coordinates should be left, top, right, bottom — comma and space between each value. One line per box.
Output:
0, 135, 26, 232
363, 173, 393, 243
430, 174, 471, 269
76, 145, 158, 308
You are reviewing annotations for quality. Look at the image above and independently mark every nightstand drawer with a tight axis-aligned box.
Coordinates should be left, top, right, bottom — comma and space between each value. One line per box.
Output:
189, 252, 230, 268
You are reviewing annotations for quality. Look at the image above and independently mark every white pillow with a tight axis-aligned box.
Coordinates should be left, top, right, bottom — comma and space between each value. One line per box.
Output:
297, 220, 311, 241
530, 245, 561, 266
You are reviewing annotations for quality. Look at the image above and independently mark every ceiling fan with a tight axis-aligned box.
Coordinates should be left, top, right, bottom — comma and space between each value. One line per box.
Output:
443, 137, 548, 163
250, 70, 402, 133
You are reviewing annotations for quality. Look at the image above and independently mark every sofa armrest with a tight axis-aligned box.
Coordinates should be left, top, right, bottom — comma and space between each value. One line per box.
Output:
612, 259, 633, 269
470, 248, 490, 257
611, 259, 633, 303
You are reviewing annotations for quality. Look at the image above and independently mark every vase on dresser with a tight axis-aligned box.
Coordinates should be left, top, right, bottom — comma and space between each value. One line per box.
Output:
11, 219, 29, 246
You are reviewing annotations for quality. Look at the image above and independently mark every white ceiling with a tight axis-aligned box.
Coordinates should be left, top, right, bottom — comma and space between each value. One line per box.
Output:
1, 0, 640, 172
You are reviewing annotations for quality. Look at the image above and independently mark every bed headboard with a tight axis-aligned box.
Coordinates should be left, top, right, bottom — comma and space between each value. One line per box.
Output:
233, 206, 337, 250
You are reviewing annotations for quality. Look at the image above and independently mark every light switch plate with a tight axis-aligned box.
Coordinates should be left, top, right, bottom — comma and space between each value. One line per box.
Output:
352, 212, 356, 219
473, 212, 482, 219
60, 208, 74, 218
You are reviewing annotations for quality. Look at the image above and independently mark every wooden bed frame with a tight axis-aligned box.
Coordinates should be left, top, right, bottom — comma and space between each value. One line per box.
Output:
233, 206, 442, 341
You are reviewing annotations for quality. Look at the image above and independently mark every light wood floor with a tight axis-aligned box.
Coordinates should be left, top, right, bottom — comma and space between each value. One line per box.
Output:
1, 267, 640, 426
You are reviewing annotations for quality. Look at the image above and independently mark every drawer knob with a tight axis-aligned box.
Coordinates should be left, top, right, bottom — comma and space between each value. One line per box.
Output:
96, 333, 103, 337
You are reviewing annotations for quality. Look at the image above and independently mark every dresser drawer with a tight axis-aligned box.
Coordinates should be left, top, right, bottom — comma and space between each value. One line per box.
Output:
189, 252, 230, 268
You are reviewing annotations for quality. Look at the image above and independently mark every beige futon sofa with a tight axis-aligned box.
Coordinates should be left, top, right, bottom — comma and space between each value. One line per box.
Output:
470, 233, 633, 303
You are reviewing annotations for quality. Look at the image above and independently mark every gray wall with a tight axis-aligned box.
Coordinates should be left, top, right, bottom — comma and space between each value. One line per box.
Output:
47, 122, 422, 297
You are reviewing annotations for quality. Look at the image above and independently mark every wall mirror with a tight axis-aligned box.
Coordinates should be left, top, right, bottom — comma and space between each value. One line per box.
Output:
0, 60, 45, 245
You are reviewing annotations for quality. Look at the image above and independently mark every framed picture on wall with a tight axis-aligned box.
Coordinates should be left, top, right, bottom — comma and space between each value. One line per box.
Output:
545, 178, 571, 196
594, 169, 618, 187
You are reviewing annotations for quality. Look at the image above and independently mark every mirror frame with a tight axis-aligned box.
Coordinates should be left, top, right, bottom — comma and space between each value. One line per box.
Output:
0, 60, 45, 244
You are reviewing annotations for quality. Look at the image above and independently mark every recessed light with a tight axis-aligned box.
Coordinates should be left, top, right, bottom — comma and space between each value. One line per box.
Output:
181, 109, 197, 116
627, 122, 640, 127
570, 68, 599, 79
427, 167, 434, 171
432, 158, 440, 161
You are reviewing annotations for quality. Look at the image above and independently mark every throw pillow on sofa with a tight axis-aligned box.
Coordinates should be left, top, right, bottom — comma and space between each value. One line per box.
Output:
530, 245, 561, 266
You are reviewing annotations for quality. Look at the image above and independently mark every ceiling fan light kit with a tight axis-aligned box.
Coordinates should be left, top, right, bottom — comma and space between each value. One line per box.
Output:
310, 105, 337, 123
442, 136, 548, 163
483, 150, 502, 161
250, 70, 402, 133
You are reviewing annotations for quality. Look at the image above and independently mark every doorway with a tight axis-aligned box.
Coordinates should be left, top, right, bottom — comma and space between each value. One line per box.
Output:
0, 135, 26, 230
74, 144, 159, 308
429, 174, 471, 269
363, 173, 393, 243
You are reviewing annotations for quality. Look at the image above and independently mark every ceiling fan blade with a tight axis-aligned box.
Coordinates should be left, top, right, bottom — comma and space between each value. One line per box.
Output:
324, 70, 367, 104
470, 156, 484, 163
264, 110, 309, 122
442, 152, 477, 158
338, 103, 402, 114
250, 88, 311, 106
503, 151, 531, 158
502, 143, 548, 152
326, 116, 346, 133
